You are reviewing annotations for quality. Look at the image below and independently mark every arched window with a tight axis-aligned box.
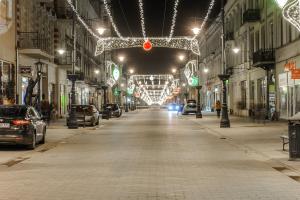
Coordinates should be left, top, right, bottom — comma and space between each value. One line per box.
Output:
0, 0, 12, 34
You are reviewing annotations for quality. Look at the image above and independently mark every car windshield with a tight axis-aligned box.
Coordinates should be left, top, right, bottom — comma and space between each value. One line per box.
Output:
0, 107, 27, 118
107, 104, 118, 111
75, 106, 93, 114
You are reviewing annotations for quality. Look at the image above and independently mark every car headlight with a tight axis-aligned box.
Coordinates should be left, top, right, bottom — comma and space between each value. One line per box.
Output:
175, 106, 179, 110
168, 106, 173, 110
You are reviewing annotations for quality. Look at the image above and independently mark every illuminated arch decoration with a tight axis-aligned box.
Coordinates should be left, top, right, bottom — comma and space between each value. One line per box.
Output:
106, 61, 121, 87
95, 37, 200, 56
282, 0, 300, 32
184, 60, 199, 87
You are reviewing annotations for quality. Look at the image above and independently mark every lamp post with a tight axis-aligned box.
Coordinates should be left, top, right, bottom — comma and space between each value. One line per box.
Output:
67, 0, 78, 129
35, 61, 44, 113
218, 0, 231, 128
192, 27, 203, 119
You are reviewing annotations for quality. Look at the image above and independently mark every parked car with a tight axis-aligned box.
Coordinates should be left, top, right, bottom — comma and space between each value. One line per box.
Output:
105, 104, 122, 118
168, 103, 180, 111
67, 105, 100, 127
182, 100, 197, 115
0, 105, 47, 149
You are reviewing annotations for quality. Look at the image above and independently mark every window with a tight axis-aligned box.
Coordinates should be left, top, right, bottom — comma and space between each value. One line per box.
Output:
257, 78, 266, 108
249, 80, 255, 108
0, 0, 12, 34
240, 81, 247, 109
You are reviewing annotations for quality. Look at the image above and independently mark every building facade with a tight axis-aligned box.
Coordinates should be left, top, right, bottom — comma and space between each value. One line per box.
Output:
197, 0, 300, 119
0, 0, 111, 117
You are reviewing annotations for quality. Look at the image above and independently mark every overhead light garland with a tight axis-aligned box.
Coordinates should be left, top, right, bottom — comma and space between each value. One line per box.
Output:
130, 74, 179, 105
138, 0, 147, 39
282, 0, 300, 32
168, 0, 181, 40
95, 37, 200, 56
192, 0, 216, 39
103, 0, 125, 40
65, 0, 100, 40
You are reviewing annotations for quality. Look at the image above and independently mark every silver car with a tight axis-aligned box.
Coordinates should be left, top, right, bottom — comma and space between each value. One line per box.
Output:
67, 105, 100, 127
182, 101, 197, 115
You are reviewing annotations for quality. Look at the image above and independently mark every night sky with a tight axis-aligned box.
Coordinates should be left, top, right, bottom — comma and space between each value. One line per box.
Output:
110, 0, 222, 74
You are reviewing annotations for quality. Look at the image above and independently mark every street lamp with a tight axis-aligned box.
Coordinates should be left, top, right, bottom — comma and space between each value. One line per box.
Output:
191, 27, 203, 119
218, 0, 231, 128
178, 54, 185, 62
191, 27, 201, 35
97, 27, 106, 36
232, 47, 241, 54
129, 68, 134, 74
203, 68, 209, 73
57, 49, 65, 55
35, 61, 44, 113
94, 69, 100, 74
172, 68, 177, 74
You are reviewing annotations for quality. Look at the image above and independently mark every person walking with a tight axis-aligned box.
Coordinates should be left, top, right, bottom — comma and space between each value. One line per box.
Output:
215, 100, 221, 118
41, 94, 50, 124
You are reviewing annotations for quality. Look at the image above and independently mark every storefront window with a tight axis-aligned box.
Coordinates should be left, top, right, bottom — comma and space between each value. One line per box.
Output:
21, 77, 29, 105
257, 78, 266, 108
295, 85, 300, 114
0, 61, 14, 104
280, 86, 287, 118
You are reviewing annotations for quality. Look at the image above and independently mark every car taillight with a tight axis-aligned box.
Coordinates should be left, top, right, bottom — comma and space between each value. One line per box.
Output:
12, 120, 30, 126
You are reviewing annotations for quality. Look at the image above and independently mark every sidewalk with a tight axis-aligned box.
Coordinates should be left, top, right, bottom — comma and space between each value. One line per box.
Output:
189, 112, 300, 174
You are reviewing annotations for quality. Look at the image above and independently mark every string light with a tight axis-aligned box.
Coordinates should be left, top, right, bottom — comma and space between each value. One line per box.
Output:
192, 0, 216, 39
131, 74, 179, 105
169, 0, 180, 40
138, 0, 147, 39
95, 37, 200, 56
66, 0, 100, 39
282, 0, 300, 32
103, 0, 125, 40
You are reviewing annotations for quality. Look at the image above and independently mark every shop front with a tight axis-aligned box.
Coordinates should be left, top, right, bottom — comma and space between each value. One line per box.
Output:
0, 60, 15, 104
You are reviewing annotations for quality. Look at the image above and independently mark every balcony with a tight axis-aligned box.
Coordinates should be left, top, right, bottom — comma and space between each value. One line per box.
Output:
18, 32, 54, 60
243, 9, 260, 24
55, 7, 73, 19
252, 49, 275, 69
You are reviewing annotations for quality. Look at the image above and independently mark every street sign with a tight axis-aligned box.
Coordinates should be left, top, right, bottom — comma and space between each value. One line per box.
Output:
19, 66, 32, 75
292, 69, 300, 79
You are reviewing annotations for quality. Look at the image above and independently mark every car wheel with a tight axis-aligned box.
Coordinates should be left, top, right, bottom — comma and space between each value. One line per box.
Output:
27, 131, 36, 150
40, 128, 46, 144
91, 118, 96, 127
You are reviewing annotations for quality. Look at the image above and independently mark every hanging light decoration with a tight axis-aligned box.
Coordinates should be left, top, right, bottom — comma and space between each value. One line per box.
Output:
143, 39, 153, 51
168, 0, 181, 40
95, 37, 200, 56
282, 0, 300, 32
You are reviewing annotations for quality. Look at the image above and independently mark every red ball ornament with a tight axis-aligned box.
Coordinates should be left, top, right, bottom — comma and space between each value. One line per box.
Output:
143, 40, 152, 51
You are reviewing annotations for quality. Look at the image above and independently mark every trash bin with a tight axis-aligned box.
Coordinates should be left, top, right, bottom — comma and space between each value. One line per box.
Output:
288, 112, 300, 160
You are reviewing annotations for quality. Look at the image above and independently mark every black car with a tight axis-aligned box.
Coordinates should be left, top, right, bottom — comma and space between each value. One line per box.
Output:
0, 105, 47, 149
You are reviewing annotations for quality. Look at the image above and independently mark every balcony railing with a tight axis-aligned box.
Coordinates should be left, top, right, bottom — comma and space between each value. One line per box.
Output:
243, 9, 260, 24
18, 32, 53, 55
252, 49, 275, 69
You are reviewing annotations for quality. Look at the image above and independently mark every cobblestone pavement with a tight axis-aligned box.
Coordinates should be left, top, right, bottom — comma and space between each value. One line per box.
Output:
1, 110, 300, 200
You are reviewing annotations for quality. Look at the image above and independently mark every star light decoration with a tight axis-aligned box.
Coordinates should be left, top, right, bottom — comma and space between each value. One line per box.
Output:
282, 0, 300, 32
95, 37, 200, 56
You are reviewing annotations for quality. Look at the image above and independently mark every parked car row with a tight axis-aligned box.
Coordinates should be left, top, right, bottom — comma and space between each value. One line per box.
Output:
0, 103, 123, 150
